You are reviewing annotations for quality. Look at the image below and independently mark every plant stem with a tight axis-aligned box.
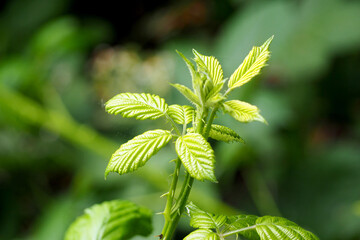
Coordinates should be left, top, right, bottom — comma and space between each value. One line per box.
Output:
203, 106, 218, 139
162, 105, 218, 239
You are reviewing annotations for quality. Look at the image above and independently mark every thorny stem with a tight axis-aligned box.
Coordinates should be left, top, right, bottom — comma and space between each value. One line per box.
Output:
161, 104, 220, 239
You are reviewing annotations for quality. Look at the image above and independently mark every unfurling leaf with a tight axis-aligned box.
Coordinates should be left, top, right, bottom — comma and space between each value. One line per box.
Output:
168, 104, 194, 125
186, 202, 227, 230
65, 200, 152, 240
171, 83, 201, 106
184, 229, 219, 240
228, 36, 273, 90
192, 49, 224, 87
105, 130, 172, 177
175, 133, 217, 182
255, 216, 319, 240
223, 100, 266, 124
105, 93, 168, 120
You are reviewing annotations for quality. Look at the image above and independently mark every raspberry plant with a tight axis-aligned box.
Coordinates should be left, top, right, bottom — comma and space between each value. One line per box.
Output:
65, 36, 319, 240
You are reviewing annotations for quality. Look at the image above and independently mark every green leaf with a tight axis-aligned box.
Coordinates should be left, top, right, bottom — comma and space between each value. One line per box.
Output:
105, 93, 168, 120
184, 229, 219, 240
168, 104, 194, 125
256, 216, 319, 240
64, 200, 152, 240
186, 202, 227, 230
223, 100, 266, 124
171, 83, 201, 106
175, 133, 217, 182
192, 49, 224, 87
187, 124, 244, 143
228, 36, 273, 90
208, 124, 245, 143
105, 130, 172, 177
225, 215, 260, 240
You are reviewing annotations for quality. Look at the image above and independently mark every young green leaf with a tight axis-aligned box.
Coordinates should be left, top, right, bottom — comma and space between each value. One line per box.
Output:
105, 130, 172, 177
228, 36, 273, 90
168, 104, 194, 125
187, 124, 244, 143
225, 215, 259, 240
171, 83, 201, 106
65, 200, 152, 240
192, 49, 224, 88
255, 216, 319, 240
186, 202, 227, 230
105, 93, 168, 120
208, 124, 245, 143
184, 229, 219, 240
175, 133, 217, 182
223, 100, 266, 124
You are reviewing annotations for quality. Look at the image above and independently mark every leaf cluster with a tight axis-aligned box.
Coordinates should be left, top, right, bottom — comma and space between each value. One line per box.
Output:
184, 202, 319, 240
104, 36, 273, 182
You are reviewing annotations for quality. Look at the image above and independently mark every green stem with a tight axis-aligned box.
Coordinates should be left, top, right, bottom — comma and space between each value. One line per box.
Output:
203, 106, 218, 139
165, 113, 182, 136
162, 173, 194, 240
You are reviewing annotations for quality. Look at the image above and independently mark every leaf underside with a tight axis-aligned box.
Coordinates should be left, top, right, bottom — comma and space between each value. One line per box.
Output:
223, 100, 266, 123
175, 133, 217, 182
228, 36, 273, 90
105, 129, 172, 177
105, 92, 168, 120
64, 200, 152, 240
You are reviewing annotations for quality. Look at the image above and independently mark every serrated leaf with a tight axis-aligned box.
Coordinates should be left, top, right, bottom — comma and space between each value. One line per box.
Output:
225, 215, 259, 240
171, 83, 201, 106
187, 124, 244, 143
184, 229, 219, 240
65, 200, 152, 240
105, 93, 168, 120
186, 202, 227, 230
228, 36, 273, 90
208, 124, 245, 143
175, 133, 217, 182
256, 216, 319, 240
105, 130, 172, 177
192, 49, 224, 87
168, 104, 194, 125
223, 100, 266, 124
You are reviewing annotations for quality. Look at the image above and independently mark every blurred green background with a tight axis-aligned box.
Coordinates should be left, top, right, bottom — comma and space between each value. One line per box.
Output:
0, 0, 360, 239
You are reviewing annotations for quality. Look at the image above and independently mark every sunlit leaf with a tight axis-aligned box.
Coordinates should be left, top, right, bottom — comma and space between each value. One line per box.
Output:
228, 36, 273, 90
105, 130, 172, 177
192, 49, 224, 87
223, 100, 266, 124
255, 216, 319, 240
105, 93, 168, 120
175, 133, 217, 182
225, 215, 259, 240
171, 83, 201, 106
168, 104, 194, 125
65, 200, 152, 240
184, 229, 219, 240
186, 202, 227, 230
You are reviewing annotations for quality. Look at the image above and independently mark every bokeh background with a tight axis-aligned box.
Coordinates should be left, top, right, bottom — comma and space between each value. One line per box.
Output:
0, 0, 360, 239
